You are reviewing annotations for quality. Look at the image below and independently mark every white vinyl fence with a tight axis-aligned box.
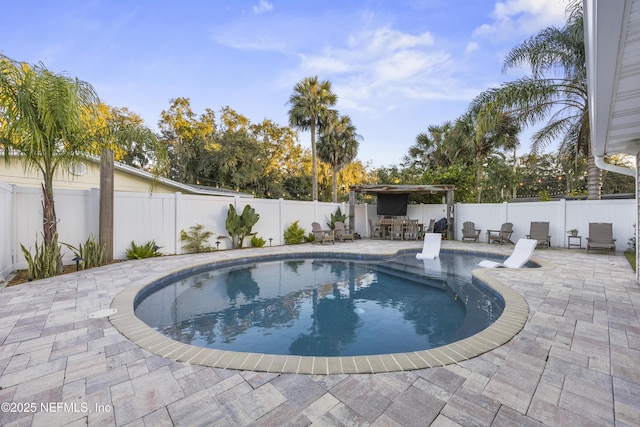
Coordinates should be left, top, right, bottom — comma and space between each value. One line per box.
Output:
1, 183, 346, 276
454, 199, 635, 250
0, 179, 636, 282
0, 181, 13, 280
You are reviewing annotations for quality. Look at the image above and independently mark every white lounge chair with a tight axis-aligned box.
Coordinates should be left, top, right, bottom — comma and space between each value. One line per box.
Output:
478, 238, 537, 268
416, 233, 442, 260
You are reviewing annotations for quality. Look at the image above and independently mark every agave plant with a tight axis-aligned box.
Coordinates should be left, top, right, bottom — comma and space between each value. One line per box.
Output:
125, 240, 162, 259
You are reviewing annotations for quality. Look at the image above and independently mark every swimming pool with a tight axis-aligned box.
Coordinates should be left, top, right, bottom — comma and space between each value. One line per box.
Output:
134, 252, 505, 357
110, 245, 531, 374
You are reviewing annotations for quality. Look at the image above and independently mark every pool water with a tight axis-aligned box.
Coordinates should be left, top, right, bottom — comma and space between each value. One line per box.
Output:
135, 252, 505, 357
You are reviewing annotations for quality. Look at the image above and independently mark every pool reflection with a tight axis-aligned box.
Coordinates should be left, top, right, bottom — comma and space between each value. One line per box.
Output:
135, 254, 504, 357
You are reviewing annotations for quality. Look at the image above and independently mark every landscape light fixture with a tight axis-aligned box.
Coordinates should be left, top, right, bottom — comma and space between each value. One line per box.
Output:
72, 256, 83, 271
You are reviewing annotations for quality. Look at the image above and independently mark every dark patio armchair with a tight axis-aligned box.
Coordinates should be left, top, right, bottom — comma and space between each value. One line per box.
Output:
311, 222, 334, 244
487, 222, 514, 245
461, 221, 481, 242
334, 221, 354, 242
526, 221, 551, 248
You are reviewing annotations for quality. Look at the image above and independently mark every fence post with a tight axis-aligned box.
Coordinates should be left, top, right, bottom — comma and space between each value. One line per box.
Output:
559, 198, 567, 248
503, 201, 509, 224
279, 198, 284, 246
175, 192, 182, 255
10, 184, 17, 273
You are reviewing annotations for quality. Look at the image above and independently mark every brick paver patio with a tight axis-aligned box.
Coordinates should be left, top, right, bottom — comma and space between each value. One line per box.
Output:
1, 240, 639, 426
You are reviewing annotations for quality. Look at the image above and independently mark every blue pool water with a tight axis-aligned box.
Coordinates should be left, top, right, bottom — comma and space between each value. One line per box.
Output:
135, 252, 505, 357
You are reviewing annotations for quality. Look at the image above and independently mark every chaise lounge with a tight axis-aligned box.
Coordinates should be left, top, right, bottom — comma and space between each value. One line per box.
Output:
478, 238, 537, 268
587, 222, 616, 253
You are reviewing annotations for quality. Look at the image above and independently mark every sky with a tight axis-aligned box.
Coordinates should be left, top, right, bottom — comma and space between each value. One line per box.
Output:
1, 0, 570, 168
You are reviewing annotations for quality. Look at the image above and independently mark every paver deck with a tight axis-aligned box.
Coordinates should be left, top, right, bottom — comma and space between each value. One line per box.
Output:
1, 240, 639, 426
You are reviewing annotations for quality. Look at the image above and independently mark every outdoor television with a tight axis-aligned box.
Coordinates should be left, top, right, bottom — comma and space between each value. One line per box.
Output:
376, 193, 409, 216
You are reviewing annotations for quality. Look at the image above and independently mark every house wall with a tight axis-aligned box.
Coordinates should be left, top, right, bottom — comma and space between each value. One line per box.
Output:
0, 159, 182, 193
636, 152, 639, 284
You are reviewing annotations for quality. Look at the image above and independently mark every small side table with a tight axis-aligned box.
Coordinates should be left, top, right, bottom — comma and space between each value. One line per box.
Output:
568, 235, 582, 249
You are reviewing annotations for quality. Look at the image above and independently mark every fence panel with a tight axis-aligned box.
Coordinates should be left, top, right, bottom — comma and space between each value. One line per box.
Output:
113, 192, 177, 259
236, 198, 282, 247
178, 194, 231, 251
565, 199, 634, 251
455, 203, 508, 242
507, 201, 564, 246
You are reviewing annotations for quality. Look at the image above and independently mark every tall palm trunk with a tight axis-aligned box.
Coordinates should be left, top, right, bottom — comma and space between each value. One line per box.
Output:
475, 161, 484, 203
331, 168, 338, 203
41, 182, 57, 246
100, 148, 114, 262
310, 120, 318, 201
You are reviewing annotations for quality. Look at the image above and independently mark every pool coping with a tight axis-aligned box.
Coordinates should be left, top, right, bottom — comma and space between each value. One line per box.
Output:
109, 245, 548, 375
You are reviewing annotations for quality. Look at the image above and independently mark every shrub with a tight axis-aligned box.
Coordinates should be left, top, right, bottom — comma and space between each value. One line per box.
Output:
226, 204, 260, 249
20, 232, 62, 280
181, 224, 213, 253
126, 240, 162, 259
327, 207, 348, 230
538, 190, 551, 201
305, 232, 315, 243
284, 221, 305, 244
250, 235, 266, 247
63, 234, 106, 270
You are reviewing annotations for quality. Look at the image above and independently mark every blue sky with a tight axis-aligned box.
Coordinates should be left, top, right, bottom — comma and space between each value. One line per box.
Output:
1, 0, 569, 168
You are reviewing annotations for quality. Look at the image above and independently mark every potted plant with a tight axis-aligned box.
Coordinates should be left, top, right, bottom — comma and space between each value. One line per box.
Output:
567, 228, 579, 236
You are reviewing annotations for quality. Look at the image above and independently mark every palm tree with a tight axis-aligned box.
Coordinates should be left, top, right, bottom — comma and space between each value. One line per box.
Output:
470, 2, 598, 198
317, 114, 361, 202
0, 55, 99, 247
454, 110, 520, 203
287, 76, 337, 201
405, 122, 462, 170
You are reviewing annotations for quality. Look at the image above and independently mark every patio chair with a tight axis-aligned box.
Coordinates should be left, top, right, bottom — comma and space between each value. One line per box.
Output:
389, 218, 404, 240
461, 221, 481, 242
587, 222, 616, 253
416, 233, 442, 260
368, 219, 383, 239
425, 218, 436, 233
526, 221, 551, 248
334, 221, 354, 242
487, 222, 514, 245
404, 219, 420, 240
478, 238, 537, 268
311, 222, 334, 245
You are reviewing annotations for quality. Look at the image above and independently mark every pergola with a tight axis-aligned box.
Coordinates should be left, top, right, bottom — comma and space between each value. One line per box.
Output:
348, 184, 455, 239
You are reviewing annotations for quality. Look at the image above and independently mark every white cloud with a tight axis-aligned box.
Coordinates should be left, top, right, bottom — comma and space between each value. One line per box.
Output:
292, 26, 466, 114
253, 0, 273, 15
354, 27, 435, 53
474, 0, 567, 39
465, 41, 480, 54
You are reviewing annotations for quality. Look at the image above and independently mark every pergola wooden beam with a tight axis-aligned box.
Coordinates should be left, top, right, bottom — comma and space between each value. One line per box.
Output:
348, 184, 455, 239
